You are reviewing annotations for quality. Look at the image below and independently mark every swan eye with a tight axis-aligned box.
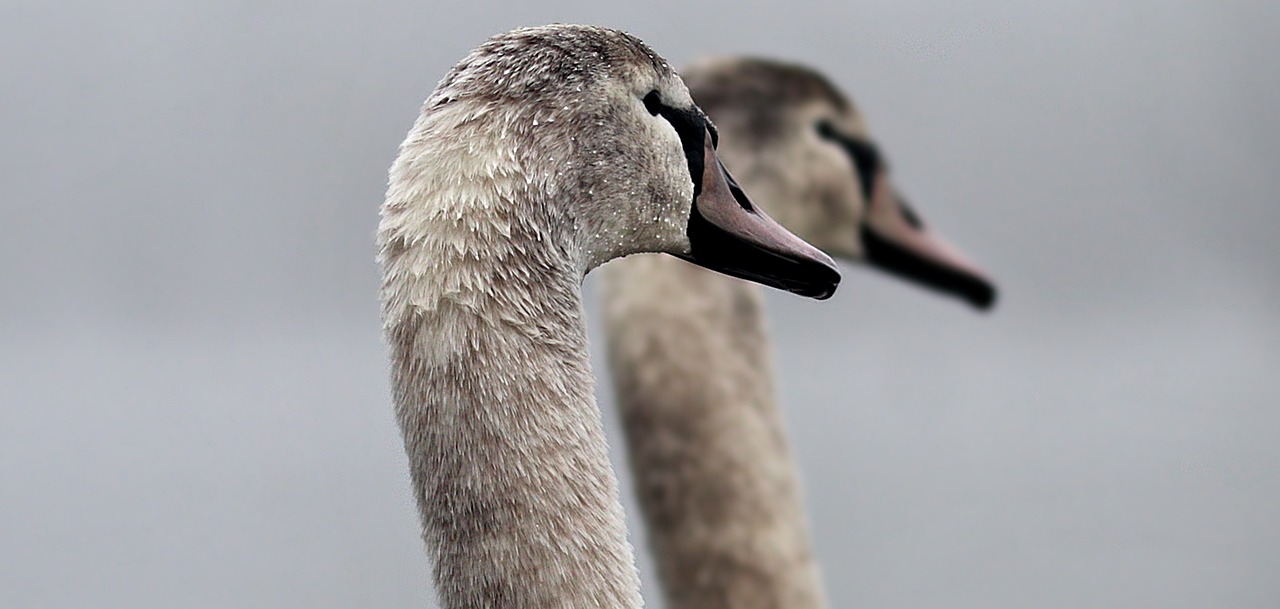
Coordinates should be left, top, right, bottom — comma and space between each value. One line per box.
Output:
816, 121, 884, 200
643, 90, 662, 116
816, 120, 837, 139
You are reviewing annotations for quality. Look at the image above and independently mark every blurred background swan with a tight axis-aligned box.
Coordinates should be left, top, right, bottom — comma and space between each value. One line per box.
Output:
1, 2, 1276, 608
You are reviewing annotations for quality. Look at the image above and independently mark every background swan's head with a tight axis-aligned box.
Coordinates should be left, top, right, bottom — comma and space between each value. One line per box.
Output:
683, 57, 997, 310
383, 26, 839, 300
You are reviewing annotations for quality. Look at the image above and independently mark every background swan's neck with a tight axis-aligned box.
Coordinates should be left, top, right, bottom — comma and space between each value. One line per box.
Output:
601, 254, 827, 609
381, 194, 642, 609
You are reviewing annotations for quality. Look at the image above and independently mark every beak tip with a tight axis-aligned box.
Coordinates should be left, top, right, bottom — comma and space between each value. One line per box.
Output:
801, 259, 842, 300
966, 282, 998, 311
808, 281, 840, 301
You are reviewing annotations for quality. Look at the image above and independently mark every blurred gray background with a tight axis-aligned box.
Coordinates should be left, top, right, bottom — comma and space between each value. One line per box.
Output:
2, 1, 1277, 607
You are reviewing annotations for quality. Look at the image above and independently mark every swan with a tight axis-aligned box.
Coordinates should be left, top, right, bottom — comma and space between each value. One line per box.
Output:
601, 57, 997, 609
377, 30, 841, 609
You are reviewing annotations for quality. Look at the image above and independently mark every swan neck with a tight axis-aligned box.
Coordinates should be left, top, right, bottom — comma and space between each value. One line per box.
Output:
601, 255, 828, 609
385, 253, 642, 609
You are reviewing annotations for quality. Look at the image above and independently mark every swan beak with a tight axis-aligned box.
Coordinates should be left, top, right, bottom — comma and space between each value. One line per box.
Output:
681, 131, 842, 300
861, 171, 997, 310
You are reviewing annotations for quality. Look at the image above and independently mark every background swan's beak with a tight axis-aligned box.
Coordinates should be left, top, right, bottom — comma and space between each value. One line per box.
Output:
680, 131, 842, 300
861, 171, 997, 310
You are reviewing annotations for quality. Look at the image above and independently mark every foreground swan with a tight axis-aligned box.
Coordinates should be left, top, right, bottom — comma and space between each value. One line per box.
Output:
602, 58, 997, 609
378, 29, 840, 609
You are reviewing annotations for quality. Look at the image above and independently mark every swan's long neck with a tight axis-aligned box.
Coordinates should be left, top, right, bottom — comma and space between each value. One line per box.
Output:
381, 183, 642, 608
601, 254, 827, 609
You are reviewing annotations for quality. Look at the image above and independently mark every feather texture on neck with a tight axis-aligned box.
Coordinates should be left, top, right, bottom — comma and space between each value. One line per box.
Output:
379, 95, 642, 609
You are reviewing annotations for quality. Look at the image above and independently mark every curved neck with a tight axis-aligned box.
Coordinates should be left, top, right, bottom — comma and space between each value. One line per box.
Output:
602, 254, 827, 609
383, 222, 642, 609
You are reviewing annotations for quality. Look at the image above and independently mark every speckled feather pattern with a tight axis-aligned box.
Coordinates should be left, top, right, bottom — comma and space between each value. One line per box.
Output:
378, 25, 713, 609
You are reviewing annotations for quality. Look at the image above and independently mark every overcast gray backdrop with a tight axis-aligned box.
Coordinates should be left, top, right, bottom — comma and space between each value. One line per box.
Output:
2, 1, 1277, 608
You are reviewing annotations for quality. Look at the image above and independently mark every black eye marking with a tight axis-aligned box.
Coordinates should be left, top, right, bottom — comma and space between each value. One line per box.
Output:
817, 121, 884, 201
707, 122, 719, 148
645, 92, 712, 199
643, 90, 662, 116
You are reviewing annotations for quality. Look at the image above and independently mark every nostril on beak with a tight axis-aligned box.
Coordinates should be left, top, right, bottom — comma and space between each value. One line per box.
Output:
722, 166, 754, 211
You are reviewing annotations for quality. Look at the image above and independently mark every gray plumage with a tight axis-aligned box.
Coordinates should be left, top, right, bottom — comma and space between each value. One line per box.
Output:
602, 57, 993, 609
379, 25, 711, 609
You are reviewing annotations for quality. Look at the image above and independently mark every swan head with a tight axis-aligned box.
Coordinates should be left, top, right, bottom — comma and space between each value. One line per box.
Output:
682, 57, 997, 310
384, 25, 840, 300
